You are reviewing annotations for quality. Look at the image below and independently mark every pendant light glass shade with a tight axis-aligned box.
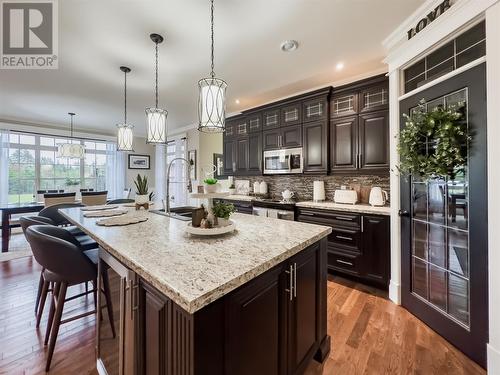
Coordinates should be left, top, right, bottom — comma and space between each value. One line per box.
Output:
57, 112, 85, 158
57, 142, 85, 158
198, 77, 227, 132
145, 33, 168, 144
116, 66, 134, 151
145, 107, 168, 144
116, 123, 134, 151
198, 0, 226, 133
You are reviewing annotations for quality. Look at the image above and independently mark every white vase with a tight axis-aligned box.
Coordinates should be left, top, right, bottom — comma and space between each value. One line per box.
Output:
228, 188, 236, 195
217, 218, 229, 227
135, 194, 149, 205
204, 184, 217, 193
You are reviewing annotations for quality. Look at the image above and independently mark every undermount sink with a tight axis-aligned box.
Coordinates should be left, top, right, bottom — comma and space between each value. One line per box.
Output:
150, 206, 197, 221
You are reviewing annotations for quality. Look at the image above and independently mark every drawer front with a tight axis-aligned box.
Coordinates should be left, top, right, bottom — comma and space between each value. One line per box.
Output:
330, 227, 361, 252
297, 208, 360, 227
328, 251, 360, 275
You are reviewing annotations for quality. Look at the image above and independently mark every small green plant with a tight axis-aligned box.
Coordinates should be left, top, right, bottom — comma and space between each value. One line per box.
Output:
212, 201, 235, 220
134, 174, 149, 195
149, 191, 155, 201
203, 177, 218, 185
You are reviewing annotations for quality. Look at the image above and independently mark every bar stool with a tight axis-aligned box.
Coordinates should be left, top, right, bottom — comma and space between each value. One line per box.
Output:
25, 225, 115, 371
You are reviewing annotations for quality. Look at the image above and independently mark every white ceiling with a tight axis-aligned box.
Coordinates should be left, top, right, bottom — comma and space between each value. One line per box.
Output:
0, 0, 424, 136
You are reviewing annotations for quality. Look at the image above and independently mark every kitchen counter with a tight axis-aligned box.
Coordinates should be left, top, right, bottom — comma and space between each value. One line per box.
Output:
222, 194, 255, 202
296, 201, 391, 216
60, 207, 331, 314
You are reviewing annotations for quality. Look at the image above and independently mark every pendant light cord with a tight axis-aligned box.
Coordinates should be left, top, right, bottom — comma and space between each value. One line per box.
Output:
155, 42, 159, 108
70, 113, 74, 138
124, 70, 127, 123
210, 0, 215, 79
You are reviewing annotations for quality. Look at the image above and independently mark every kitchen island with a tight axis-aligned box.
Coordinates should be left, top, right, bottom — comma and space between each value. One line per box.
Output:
60, 207, 332, 375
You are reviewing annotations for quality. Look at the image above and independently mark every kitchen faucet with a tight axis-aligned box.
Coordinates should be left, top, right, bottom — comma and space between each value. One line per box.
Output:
165, 157, 193, 215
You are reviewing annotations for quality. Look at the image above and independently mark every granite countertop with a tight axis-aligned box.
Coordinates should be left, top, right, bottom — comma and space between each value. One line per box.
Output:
223, 194, 254, 202
60, 207, 331, 314
295, 201, 391, 215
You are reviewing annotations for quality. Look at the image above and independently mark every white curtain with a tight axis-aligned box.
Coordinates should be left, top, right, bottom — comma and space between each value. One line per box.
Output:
154, 144, 166, 204
167, 138, 188, 208
105, 143, 126, 199
0, 129, 9, 206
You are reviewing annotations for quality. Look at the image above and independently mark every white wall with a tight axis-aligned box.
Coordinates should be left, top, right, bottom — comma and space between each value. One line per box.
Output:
125, 136, 156, 196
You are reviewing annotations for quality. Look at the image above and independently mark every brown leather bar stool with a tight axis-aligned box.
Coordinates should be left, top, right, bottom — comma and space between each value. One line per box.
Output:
25, 225, 115, 372
38, 202, 86, 236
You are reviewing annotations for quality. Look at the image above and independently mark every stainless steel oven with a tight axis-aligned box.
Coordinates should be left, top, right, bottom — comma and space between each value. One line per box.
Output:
263, 147, 303, 174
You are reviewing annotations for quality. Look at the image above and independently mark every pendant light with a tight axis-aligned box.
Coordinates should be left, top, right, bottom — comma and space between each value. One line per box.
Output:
58, 112, 85, 158
198, 0, 227, 133
116, 66, 134, 151
145, 33, 168, 144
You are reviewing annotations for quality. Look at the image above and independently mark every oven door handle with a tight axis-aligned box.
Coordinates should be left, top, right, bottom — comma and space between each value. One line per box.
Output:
288, 155, 292, 171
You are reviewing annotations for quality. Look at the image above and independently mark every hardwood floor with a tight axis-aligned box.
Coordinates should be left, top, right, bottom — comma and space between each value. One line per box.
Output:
0, 255, 486, 375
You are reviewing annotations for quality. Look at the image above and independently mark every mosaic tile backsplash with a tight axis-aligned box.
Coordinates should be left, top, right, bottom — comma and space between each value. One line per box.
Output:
238, 175, 390, 203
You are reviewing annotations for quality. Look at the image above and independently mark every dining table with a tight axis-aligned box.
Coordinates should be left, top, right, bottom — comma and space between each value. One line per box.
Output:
1, 201, 45, 252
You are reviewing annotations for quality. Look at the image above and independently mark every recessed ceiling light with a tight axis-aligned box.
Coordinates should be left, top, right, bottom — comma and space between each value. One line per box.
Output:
280, 40, 299, 52
336, 62, 344, 71
235, 99, 240, 104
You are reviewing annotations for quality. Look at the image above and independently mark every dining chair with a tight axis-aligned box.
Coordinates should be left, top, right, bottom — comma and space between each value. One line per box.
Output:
79, 188, 95, 192
81, 191, 108, 206
44, 192, 76, 207
25, 225, 115, 371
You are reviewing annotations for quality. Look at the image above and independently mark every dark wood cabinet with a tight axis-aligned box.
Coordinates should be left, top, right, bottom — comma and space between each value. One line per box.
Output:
361, 215, 390, 287
248, 133, 262, 174
359, 83, 389, 113
330, 92, 358, 119
330, 116, 358, 172
303, 120, 328, 174
281, 102, 302, 127
297, 208, 389, 289
223, 138, 236, 175
235, 137, 249, 174
263, 108, 281, 129
234, 117, 249, 137
247, 112, 262, 133
358, 110, 389, 170
263, 125, 302, 151
225, 264, 286, 375
303, 97, 328, 123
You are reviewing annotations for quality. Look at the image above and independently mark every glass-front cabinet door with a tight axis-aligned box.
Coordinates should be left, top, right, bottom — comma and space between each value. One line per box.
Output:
400, 64, 488, 367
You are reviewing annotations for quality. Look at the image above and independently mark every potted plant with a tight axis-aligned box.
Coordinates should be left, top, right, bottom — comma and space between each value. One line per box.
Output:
228, 182, 236, 195
203, 177, 218, 193
212, 201, 235, 226
134, 174, 149, 205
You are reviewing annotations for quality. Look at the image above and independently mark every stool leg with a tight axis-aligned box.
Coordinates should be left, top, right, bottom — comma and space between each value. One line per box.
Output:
46, 282, 67, 372
36, 280, 50, 328
35, 270, 44, 314
44, 282, 59, 345
102, 270, 116, 338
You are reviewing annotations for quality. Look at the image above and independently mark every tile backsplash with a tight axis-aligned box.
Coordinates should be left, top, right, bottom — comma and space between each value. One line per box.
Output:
238, 175, 390, 203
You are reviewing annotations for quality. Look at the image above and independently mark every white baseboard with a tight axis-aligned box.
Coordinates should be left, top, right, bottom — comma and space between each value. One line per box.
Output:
488, 344, 500, 374
389, 280, 401, 305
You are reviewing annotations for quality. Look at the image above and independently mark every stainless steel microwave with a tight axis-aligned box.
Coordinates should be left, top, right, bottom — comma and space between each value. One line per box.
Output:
263, 147, 303, 174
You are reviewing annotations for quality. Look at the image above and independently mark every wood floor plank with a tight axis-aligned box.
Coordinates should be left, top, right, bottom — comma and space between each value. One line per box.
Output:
0, 250, 487, 375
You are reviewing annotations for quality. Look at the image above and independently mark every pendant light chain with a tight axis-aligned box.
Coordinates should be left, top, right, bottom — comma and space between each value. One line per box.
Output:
124, 70, 127, 123
155, 41, 159, 108
70, 113, 74, 138
210, 0, 215, 78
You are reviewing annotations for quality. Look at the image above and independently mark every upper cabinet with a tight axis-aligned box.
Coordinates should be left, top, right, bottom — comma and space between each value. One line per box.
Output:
262, 108, 281, 130
359, 83, 389, 113
303, 97, 328, 123
281, 102, 302, 127
247, 112, 262, 133
330, 92, 358, 118
358, 111, 389, 170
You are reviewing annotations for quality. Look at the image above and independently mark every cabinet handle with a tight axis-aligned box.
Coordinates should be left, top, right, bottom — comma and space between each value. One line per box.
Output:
293, 263, 297, 298
336, 259, 353, 266
359, 153, 363, 168
334, 215, 354, 221
361, 216, 364, 233
336, 235, 353, 241
300, 212, 315, 216
285, 265, 293, 301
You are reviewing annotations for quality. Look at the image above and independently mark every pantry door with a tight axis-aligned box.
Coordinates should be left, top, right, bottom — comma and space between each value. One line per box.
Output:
399, 63, 488, 367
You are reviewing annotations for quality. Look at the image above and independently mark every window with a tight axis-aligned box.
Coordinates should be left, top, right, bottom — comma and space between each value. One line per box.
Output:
7, 131, 114, 204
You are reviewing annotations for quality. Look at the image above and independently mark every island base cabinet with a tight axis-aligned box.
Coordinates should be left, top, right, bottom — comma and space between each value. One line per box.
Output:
135, 239, 330, 375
